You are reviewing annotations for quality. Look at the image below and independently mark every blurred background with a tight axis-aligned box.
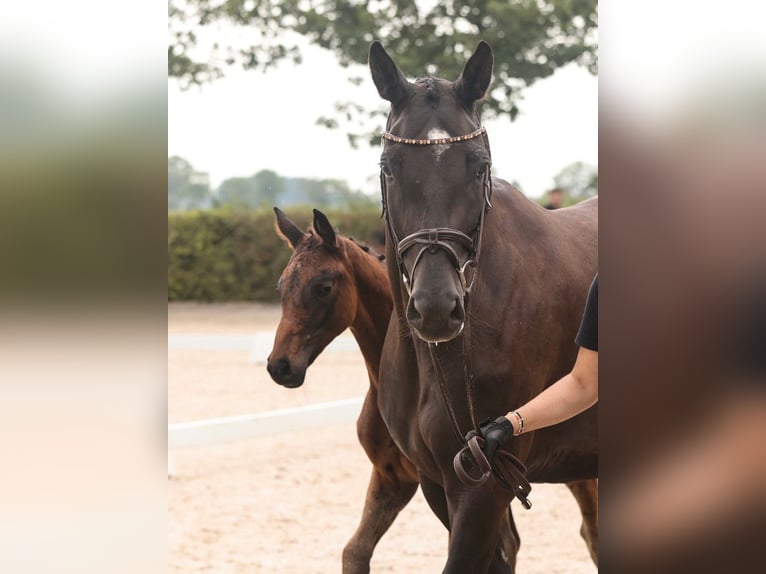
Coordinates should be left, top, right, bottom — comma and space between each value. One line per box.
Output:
0, 2, 166, 574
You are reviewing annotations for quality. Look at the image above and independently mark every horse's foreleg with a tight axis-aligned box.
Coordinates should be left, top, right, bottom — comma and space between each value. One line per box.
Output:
342, 391, 419, 574
443, 485, 516, 574
567, 479, 599, 565
419, 474, 451, 531
498, 507, 521, 571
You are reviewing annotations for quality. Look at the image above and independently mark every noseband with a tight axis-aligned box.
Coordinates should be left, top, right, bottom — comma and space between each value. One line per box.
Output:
379, 125, 493, 301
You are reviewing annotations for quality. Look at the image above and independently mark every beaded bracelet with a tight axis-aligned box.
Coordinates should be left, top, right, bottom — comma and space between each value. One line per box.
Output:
511, 410, 525, 436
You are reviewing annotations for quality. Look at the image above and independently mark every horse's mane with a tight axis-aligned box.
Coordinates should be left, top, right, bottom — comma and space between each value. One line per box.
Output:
414, 77, 441, 104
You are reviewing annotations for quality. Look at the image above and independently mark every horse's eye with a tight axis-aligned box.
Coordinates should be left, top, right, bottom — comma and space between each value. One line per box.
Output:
476, 162, 490, 179
380, 163, 393, 178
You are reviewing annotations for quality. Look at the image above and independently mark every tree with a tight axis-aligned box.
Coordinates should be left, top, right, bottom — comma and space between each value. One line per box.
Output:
254, 169, 288, 206
552, 161, 597, 203
168, 156, 213, 211
169, 0, 597, 144
216, 170, 286, 208
215, 169, 377, 209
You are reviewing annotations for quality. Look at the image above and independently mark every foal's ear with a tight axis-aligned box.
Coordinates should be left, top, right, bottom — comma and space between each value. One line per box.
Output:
274, 207, 308, 249
454, 41, 494, 107
369, 41, 411, 107
312, 209, 337, 248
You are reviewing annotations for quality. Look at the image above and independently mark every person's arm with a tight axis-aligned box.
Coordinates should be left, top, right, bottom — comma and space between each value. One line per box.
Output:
474, 274, 599, 460
508, 273, 599, 433
476, 347, 598, 461
505, 346, 598, 435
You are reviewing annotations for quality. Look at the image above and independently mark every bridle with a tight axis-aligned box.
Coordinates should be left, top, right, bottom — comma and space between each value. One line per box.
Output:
379, 125, 493, 303
378, 121, 532, 508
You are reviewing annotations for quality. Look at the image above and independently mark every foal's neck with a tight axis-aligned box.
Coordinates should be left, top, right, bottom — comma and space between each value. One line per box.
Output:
343, 240, 392, 380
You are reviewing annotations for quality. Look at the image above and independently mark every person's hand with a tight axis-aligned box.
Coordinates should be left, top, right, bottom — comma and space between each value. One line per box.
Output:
465, 416, 515, 463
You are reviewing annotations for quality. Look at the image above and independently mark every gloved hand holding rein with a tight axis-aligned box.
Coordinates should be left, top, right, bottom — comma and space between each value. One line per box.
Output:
476, 415, 517, 461
453, 416, 532, 509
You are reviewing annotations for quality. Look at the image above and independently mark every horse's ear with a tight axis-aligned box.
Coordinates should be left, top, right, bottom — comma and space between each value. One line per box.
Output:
454, 41, 494, 107
312, 209, 337, 248
274, 207, 308, 249
369, 41, 411, 107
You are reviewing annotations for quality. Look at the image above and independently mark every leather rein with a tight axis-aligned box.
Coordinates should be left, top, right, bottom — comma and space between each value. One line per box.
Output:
379, 123, 532, 508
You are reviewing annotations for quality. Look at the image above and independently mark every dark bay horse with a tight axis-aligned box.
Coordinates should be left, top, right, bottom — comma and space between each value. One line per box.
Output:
267, 208, 419, 573
370, 41, 598, 572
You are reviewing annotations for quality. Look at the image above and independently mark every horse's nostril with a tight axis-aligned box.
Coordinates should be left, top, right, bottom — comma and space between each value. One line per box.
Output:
449, 296, 465, 323
277, 358, 291, 377
406, 298, 424, 327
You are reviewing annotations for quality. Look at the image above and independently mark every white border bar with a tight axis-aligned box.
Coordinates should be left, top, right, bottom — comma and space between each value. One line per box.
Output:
168, 397, 364, 449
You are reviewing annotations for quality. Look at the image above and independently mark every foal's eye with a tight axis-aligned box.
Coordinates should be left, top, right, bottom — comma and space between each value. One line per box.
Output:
314, 282, 333, 298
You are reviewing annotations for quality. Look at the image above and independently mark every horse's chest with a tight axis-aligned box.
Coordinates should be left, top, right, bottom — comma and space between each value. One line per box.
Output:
380, 383, 459, 476
377, 379, 447, 478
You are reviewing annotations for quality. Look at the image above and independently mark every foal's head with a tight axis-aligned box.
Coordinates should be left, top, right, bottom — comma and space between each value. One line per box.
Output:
267, 208, 360, 388
370, 41, 494, 343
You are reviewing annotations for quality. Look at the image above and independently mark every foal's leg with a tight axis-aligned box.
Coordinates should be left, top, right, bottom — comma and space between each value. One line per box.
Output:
342, 390, 419, 574
567, 479, 599, 565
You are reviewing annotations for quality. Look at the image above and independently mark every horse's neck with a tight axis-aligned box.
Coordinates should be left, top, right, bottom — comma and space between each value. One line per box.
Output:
343, 242, 392, 378
477, 182, 546, 284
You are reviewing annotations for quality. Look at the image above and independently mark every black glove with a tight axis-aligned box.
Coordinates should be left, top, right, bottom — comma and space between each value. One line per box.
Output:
474, 416, 515, 463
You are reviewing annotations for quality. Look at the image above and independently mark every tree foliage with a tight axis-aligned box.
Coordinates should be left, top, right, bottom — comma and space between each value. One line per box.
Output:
169, 0, 597, 143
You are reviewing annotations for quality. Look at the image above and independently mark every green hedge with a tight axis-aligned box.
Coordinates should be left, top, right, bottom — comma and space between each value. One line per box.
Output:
168, 205, 385, 301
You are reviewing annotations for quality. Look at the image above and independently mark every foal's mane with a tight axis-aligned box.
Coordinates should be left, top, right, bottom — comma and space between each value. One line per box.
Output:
346, 236, 386, 263
301, 227, 385, 263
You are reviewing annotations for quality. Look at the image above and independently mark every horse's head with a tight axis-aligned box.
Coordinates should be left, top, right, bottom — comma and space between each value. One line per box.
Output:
267, 208, 357, 388
369, 41, 494, 343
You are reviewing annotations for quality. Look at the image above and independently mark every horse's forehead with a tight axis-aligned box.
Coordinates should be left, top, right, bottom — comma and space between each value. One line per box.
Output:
392, 82, 476, 161
407, 79, 470, 125
279, 259, 303, 293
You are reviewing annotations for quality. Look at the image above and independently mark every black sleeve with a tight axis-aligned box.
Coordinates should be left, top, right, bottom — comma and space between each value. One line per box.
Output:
575, 274, 598, 352
731, 276, 766, 381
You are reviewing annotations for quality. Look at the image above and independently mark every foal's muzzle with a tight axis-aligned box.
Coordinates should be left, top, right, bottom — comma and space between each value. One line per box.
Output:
266, 355, 306, 388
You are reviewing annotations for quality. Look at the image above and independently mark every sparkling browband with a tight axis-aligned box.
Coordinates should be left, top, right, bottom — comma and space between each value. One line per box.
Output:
381, 126, 486, 145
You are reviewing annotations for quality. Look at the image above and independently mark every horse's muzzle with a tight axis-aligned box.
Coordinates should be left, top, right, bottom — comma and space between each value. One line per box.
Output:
406, 291, 465, 343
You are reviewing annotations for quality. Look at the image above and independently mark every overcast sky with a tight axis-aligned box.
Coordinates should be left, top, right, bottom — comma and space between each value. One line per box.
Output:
168, 43, 597, 200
